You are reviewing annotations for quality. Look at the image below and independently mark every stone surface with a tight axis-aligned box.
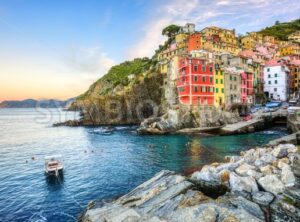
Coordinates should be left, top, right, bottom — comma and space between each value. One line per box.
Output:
272, 144, 289, 158
229, 172, 258, 193
252, 191, 275, 206
258, 175, 285, 195
254, 153, 276, 167
235, 163, 255, 176
281, 165, 296, 187
246, 169, 263, 179
259, 165, 274, 175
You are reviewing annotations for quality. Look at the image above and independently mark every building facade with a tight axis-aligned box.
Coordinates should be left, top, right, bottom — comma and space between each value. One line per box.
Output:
263, 60, 289, 101
177, 57, 214, 106
224, 68, 241, 106
214, 69, 225, 108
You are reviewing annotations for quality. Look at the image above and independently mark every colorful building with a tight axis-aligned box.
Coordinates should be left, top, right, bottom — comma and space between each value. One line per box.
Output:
187, 33, 203, 52
224, 67, 241, 105
241, 32, 263, 49
280, 44, 300, 56
263, 60, 289, 101
240, 71, 254, 104
289, 59, 300, 95
288, 31, 300, 44
214, 69, 225, 108
177, 57, 214, 106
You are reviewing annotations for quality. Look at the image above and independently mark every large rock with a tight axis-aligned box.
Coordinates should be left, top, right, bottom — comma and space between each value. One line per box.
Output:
272, 144, 290, 158
252, 191, 275, 206
235, 163, 256, 176
259, 165, 274, 175
229, 196, 265, 221
229, 172, 258, 193
254, 153, 276, 167
258, 175, 285, 195
190, 166, 219, 184
281, 165, 296, 187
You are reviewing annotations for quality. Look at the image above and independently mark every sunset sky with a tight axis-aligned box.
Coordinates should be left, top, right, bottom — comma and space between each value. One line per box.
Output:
0, 0, 299, 101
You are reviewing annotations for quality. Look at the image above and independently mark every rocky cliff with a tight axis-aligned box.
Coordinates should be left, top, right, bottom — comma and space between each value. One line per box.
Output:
68, 58, 166, 126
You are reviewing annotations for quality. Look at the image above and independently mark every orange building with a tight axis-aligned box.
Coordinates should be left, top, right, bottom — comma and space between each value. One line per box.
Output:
187, 33, 203, 52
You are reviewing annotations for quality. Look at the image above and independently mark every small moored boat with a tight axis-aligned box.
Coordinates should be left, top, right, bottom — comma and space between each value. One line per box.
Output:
44, 155, 64, 176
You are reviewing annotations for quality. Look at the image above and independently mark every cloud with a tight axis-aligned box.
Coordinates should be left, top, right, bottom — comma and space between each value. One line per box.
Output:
64, 45, 115, 78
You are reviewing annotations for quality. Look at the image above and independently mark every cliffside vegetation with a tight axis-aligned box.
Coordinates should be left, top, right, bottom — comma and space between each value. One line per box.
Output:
258, 19, 300, 40
78, 57, 156, 99
70, 56, 165, 125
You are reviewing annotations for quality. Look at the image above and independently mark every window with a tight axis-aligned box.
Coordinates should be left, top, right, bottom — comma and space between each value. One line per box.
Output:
230, 75, 232, 81
209, 67, 213, 72
194, 86, 198, 92
202, 86, 206, 92
221, 79, 223, 84
268, 81, 271, 84
222, 88, 224, 93
275, 80, 278, 84
194, 76, 198, 82
194, 65, 198, 72
216, 79, 218, 84
216, 88, 219, 93
274, 88, 277, 92
234, 76, 237, 81
267, 68, 270, 72
275, 73, 278, 77
210, 77, 213, 83
230, 84, 232, 90
234, 85, 237, 90
202, 66, 206, 72
210, 87, 214, 93
202, 76, 206, 82
268, 74, 271, 78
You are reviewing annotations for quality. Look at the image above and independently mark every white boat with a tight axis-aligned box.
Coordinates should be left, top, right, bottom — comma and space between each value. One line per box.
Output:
44, 155, 64, 176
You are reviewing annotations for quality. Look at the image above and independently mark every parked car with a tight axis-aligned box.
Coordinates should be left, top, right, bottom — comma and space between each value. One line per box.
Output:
264, 101, 282, 113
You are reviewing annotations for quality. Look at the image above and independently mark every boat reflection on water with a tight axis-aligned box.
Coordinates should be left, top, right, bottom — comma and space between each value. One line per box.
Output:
45, 171, 64, 187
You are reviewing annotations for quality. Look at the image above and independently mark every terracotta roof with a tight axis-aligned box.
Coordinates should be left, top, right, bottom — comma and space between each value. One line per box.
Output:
265, 59, 281, 66
239, 50, 255, 58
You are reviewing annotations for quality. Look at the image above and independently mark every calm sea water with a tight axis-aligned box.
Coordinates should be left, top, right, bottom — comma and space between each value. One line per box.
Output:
0, 109, 288, 222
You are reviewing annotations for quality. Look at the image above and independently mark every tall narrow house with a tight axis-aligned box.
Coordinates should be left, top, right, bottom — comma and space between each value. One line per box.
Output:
263, 60, 289, 101
177, 57, 214, 106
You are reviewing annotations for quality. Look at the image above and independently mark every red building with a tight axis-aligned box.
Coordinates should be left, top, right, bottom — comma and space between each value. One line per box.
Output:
240, 71, 253, 104
177, 57, 214, 105
187, 33, 202, 52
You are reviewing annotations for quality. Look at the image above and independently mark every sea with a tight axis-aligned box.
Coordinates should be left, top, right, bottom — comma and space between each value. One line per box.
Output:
0, 108, 288, 221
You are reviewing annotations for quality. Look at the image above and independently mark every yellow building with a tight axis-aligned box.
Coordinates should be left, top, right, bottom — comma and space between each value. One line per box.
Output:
263, 35, 275, 43
214, 69, 225, 108
241, 32, 263, 49
203, 41, 240, 56
280, 44, 300, 56
288, 31, 300, 44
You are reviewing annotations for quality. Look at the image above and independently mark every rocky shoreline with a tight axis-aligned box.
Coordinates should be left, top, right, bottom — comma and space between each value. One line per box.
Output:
80, 142, 299, 222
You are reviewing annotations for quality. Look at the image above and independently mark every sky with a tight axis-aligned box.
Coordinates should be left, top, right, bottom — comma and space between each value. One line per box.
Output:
0, 0, 299, 101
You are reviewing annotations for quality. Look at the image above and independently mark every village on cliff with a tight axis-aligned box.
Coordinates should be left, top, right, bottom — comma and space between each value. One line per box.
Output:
156, 22, 300, 108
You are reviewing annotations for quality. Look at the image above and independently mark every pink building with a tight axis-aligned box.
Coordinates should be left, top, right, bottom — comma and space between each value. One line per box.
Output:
240, 71, 253, 104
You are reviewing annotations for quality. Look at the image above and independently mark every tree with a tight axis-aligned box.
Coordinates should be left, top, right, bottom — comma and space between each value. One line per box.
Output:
162, 24, 181, 37
275, 20, 280, 25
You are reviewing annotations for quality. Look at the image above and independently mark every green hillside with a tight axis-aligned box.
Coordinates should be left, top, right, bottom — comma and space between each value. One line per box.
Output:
258, 19, 300, 40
